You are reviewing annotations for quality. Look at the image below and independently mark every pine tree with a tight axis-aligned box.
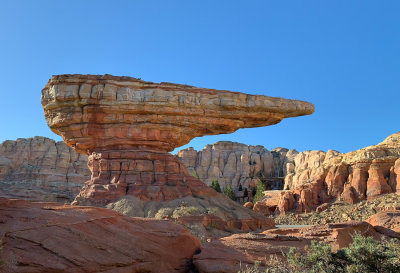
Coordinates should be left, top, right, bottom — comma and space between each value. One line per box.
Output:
224, 184, 237, 201
253, 181, 266, 203
210, 179, 222, 193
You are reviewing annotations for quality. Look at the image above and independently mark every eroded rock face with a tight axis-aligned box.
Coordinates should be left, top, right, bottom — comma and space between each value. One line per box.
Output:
260, 132, 400, 213
177, 141, 297, 191
0, 137, 89, 202
41, 74, 314, 208
0, 198, 201, 273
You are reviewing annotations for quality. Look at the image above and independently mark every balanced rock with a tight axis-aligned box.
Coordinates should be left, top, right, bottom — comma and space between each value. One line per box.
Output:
41, 74, 314, 208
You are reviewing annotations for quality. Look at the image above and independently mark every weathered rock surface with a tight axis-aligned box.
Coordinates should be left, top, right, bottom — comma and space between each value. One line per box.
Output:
0, 198, 201, 273
177, 141, 298, 192
40, 74, 313, 231
0, 137, 89, 202
367, 210, 400, 238
258, 132, 400, 213
193, 221, 382, 273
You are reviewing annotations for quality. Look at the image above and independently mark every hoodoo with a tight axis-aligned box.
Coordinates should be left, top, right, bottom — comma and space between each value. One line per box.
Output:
41, 74, 314, 211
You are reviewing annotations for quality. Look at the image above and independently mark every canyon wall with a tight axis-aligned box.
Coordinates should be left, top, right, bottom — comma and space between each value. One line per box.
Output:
0, 136, 89, 202
177, 141, 298, 191
1, 133, 399, 211
255, 132, 400, 214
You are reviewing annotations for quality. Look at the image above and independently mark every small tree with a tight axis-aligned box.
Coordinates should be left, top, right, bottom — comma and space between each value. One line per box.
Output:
253, 181, 266, 203
224, 184, 237, 201
210, 179, 222, 193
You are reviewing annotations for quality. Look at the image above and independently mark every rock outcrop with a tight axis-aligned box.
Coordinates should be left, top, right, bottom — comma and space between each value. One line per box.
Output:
0, 197, 201, 273
0, 137, 89, 202
177, 141, 298, 192
40, 74, 313, 231
257, 132, 400, 213
367, 210, 400, 238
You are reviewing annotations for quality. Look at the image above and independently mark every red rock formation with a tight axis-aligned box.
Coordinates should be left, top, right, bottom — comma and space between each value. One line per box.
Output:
348, 162, 369, 201
0, 198, 201, 272
263, 132, 400, 213
366, 159, 395, 199
41, 74, 313, 209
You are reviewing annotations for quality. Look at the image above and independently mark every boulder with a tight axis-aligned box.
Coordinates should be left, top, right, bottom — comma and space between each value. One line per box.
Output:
367, 210, 400, 238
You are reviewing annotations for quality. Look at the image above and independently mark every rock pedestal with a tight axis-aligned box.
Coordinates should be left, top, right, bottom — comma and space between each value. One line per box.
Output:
42, 74, 314, 207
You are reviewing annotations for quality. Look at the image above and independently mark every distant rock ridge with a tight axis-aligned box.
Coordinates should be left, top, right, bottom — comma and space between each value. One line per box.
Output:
0, 136, 89, 202
176, 141, 298, 191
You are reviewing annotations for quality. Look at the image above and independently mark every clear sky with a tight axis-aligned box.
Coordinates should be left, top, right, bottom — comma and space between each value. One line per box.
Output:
0, 1, 399, 154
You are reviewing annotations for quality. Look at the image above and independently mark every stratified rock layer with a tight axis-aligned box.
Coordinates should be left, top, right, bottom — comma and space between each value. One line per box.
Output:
177, 141, 298, 191
0, 137, 89, 202
0, 198, 201, 273
41, 74, 314, 208
257, 132, 400, 213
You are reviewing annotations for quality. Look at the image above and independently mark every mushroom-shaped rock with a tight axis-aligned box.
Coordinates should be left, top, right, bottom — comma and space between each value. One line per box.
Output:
41, 74, 314, 209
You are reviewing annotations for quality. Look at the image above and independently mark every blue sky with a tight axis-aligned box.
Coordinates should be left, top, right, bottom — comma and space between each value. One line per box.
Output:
0, 1, 399, 154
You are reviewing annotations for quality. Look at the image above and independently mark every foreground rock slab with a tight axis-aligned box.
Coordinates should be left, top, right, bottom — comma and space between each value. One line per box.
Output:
0, 198, 201, 273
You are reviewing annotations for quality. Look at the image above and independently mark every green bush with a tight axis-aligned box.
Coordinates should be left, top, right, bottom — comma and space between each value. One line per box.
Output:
252, 181, 266, 203
238, 234, 400, 273
224, 184, 236, 201
172, 206, 200, 218
286, 234, 400, 273
210, 179, 222, 193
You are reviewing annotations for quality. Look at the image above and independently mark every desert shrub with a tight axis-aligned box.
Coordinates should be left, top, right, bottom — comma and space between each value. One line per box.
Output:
172, 206, 200, 218
154, 207, 174, 219
224, 184, 236, 201
253, 181, 266, 203
286, 234, 400, 273
342, 234, 400, 273
210, 179, 222, 193
237, 234, 400, 273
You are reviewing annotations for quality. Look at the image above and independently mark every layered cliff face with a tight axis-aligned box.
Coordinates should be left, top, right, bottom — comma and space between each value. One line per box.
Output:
259, 132, 400, 214
0, 137, 89, 202
177, 141, 298, 191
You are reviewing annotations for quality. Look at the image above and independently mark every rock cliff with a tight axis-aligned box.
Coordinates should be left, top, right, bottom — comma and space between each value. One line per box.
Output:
257, 132, 400, 213
177, 141, 298, 191
0, 136, 89, 202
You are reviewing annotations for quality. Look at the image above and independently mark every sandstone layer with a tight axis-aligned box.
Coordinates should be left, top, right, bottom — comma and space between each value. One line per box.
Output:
41, 74, 313, 229
0, 137, 89, 202
256, 132, 400, 213
0, 198, 201, 273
